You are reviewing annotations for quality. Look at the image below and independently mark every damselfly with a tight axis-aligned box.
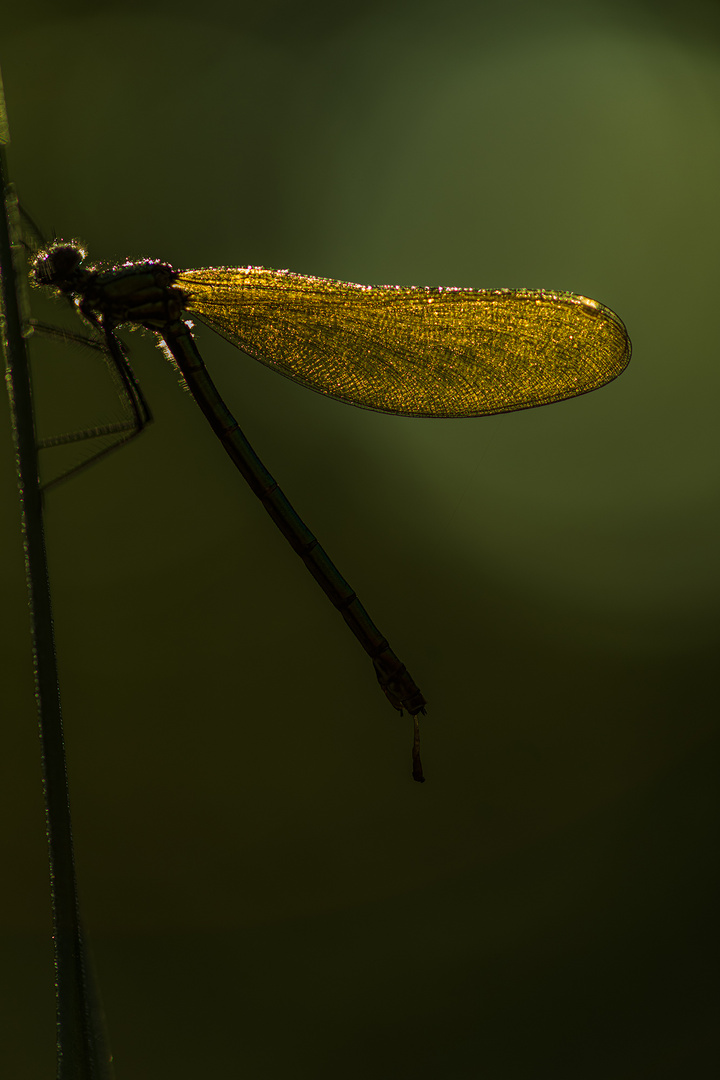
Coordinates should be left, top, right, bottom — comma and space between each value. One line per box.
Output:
30, 241, 631, 781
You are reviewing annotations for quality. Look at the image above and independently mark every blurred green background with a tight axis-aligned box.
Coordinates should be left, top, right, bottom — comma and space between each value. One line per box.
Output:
1, 1, 718, 1076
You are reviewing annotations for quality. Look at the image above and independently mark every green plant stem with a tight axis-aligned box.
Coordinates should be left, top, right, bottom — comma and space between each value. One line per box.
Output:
0, 78, 111, 1080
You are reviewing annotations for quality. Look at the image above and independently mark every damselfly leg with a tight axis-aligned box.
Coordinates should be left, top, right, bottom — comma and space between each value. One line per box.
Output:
18, 212, 153, 489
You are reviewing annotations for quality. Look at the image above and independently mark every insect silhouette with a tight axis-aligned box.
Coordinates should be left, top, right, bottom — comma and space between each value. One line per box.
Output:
31, 240, 631, 780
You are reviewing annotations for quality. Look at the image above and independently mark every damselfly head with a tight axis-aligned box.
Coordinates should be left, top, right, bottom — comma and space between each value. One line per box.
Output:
31, 241, 88, 291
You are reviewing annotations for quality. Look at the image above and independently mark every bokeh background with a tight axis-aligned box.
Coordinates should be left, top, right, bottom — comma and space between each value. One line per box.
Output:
1, 1, 718, 1076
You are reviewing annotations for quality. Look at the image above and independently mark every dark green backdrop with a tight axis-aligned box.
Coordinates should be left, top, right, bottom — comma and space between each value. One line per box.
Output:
2, 1, 718, 1076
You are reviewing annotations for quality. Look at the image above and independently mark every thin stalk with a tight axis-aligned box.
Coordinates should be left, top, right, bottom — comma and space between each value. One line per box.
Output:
0, 70, 113, 1079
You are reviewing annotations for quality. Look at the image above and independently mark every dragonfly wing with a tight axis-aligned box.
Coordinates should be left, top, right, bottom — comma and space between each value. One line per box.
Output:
178, 267, 631, 418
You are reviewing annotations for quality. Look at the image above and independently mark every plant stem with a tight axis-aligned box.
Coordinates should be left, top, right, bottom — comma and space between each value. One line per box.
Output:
0, 69, 113, 1080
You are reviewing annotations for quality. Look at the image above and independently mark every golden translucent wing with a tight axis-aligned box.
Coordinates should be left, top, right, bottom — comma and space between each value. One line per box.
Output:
177, 267, 631, 419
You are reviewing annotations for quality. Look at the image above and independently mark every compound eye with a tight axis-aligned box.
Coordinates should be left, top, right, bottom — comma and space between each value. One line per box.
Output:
31, 243, 87, 288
